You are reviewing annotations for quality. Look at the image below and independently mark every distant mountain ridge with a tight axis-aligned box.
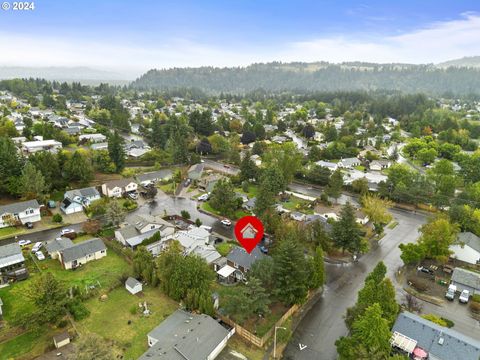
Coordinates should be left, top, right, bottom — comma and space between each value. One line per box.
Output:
131, 60, 480, 96
0, 66, 132, 84
436, 56, 480, 69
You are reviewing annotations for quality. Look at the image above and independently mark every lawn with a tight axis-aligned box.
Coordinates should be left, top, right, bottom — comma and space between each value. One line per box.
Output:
216, 242, 234, 256
158, 181, 175, 194
77, 286, 178, 359
201, 202, 249, 220
282, 196, 314, 214
0, 328, 54, 360
235, 184, 259, 199
0, 227, 25, 240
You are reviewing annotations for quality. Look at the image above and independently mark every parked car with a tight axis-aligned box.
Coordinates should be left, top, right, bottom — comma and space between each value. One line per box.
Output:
184, 178, 192, 187
127, 192, 138, 200
18, 239, 32, 247
32, 241, 43, 253
25, 222, 33, 229
35, 251, 45, 261
459, 289, 470, 304
60, 228, 75, 236
445, 284, 457, 301
221, 219, 232, 226
417, 266, 434, 275
198, 193, 209, 201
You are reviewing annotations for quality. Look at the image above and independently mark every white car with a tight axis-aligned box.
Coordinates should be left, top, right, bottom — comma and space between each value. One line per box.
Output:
459, 289, 470, 303
198, 193, 209, 201
35, 251, 45, 261
18, 239, 32, 247
60, 228, 75, 236
221, 219, 232, 226
31, 241, 43, 253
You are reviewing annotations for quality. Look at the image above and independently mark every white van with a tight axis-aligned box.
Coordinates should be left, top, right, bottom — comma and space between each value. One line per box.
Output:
31, 241, 43, 253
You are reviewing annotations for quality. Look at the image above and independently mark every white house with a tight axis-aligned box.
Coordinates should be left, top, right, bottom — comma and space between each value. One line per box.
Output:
22, 139, 62, 154
101, 179, 138, 198
315, 160, 339, 172
125, 277, 143, 295
136, 169, 173, 187
450, 232, 480, 265
60, 187, 101, 214
370, 159, 392, 171
338, 157, 361, 169
0, 200, 41, 228
79, 133, 106, 143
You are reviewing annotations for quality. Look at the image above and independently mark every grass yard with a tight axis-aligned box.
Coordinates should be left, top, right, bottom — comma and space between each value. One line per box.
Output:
0, 227, 25, 241
201, 202, 249, 220
77, 286, 178, 359
235, 184, 259, 199
158, 182, 175, 194
0, 328, 54, 360
215, 242, 234, 256
282, 196, 314, 214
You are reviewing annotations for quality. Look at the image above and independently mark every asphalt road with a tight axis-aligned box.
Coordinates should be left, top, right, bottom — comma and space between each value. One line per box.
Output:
1, 222, 85, 246
283, 209, 427, 360
202, 159, 240, 176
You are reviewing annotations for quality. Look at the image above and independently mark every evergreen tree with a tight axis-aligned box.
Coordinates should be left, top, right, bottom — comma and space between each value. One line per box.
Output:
326, 169, 344, 203
240, 151, 259, 182
64, 150, 94, 184
332, 203, 363, 253
108, 131, 125, 173
133, 246, 158, 286
20, 162, 46, 200
209, 179, 239, 218
105, 200, 126, 226
0, 136, 24, 195
308, 247, 326, 289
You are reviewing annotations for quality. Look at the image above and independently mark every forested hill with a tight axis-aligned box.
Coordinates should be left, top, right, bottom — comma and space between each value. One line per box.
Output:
131, 62, 480, 96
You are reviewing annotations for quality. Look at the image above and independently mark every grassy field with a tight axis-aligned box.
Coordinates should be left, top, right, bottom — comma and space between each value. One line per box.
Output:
0, 328, 54, 360
158, 181, 175, 194
201, 202, 249, 220
78, 286, 178, 359
282, 196, 314, 214
0, 227, 25, 240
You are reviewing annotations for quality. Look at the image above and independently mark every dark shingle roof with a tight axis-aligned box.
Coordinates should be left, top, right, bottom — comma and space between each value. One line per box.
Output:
139, 310, 230, 360
60, 238, 106, 263
451, 267, 480, 290
0, 200, 40, 215
392, 312, 480, 360
45, 238, 74, 254
227, 246, 265, 271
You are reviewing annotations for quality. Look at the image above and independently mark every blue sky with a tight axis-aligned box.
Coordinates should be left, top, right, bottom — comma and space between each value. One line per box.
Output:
1, 0, 480, 77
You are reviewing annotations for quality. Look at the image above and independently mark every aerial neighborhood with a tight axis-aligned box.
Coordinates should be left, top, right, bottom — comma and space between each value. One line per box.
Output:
1, 75, 480, 359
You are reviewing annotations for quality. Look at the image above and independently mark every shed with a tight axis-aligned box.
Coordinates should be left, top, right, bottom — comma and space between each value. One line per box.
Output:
53, 332, 70, 349
125, 277, 142, 295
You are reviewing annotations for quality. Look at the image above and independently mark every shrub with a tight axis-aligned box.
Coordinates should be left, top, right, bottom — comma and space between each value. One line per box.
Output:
470, 301, 480, 314
441, 317, 455, 328
472, 294, 480, 303
195, 218, 202, 227
52, 213, 63, 223
67, 299, 90, 321
422, 314, 447, 327
407, 277, 429, 292
181, 210, 191, 219
130, 305, 138, 315
57, 319, 69, 328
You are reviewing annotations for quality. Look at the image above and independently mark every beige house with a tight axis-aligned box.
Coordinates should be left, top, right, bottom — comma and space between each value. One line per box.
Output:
101, 178, 138, 198
58, 238, 107, 270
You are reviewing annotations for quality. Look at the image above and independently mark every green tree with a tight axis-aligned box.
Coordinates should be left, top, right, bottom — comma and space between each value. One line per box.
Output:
29, 151, 63, 191
332, 203, 363, 253
20, 162, 46, 200
262, 143, 302, 185
240, 151, 259, 182
361, 195, 393, 234
307, 247, 326, 289
0, 136, 24, 195
133, 246, 158, 286
399, 243, 425, 265
209, 179, 239, 218
249, 256, 275, 291
105, 200, 126, 226
417, 216, 459, 261
326, 169, 344, 203
64, 150, 94, 184
108, 131, 125, 173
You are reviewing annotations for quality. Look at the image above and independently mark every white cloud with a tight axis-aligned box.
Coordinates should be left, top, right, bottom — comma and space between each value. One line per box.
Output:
0, 12, 479, 76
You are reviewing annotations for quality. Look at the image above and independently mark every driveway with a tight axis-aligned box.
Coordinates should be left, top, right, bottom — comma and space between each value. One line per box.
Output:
283, 209, 426, 360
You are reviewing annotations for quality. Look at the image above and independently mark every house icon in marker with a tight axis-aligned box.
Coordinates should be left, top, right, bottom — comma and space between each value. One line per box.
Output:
240, 223, 258, 239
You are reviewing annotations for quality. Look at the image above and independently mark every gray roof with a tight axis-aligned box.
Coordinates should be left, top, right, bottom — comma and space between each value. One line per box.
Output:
458, 232, 480, 253
124, 228, 163, 247
61, 238, 106, 263
187, 163, 204, 179
45, 237, 74, 254
392, 312, 480, 360
451, 267, 480, 290
0, 199, 40, 215
0, 243, 24, 268
137, 169, 173, 183
340, 157, 360, 166
126, 277, 141, 288
139, 310, 230, 360
65, 187, 99, 200
104, 178, 135, 190
227, 246, 266, 271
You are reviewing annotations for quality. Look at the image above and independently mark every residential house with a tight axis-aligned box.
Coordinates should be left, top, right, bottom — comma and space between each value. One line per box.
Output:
136, 169, 173, 187
199, 174, 224, 193
45, 237, 74, 259
219, 246, 266, 282
64, 126, 81, 136
125, 140, 150, 158
314, 203, 368, 225
451, 267, 480, 295
60, 187, 100, 214
370, 159, 392, 171
21, 139, 62, 154
187, 163, 204, 180
59, 238, 107, 270
173, 227, 221, 265
0, 243, 28, 284
0, 200, 41, 228
90, 142, 108, 151
391, 311, 480, 360
338, 157, 361, 169
272, 135, 287, 144
101, 178, 138, 198
79, 133, 106, 143
450, 232, 480, 265
290, 211, 307, 222
139, 310, 234, 360
315, 160, 339, 172
125, 277, 142, 295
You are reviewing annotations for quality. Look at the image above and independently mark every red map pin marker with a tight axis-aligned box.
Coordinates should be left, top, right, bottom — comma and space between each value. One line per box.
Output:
234, 216, 264, 254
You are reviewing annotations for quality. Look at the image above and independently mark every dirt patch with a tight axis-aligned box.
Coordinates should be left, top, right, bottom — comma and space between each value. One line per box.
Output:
404, 262, 451, 299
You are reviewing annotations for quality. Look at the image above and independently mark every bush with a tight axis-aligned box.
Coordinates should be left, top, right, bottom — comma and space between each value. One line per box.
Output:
67, 299, 91, 321
181, 210, 191, 220
441, 317, 454, 328
57, 319, 69, 328
407, 277, 429, 292
130, 305, 138, 315
52, 213, 63, 223
122, 199, 137, 211
422, 314, 447, 327
470, 301, 480, 314
472, 294, 480, 303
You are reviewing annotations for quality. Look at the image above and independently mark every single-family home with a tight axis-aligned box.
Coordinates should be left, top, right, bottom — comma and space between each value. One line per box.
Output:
370, 159, 392, 171
136, 169, 173, 187
53, 332, 71, 349
90, 142, 108, 151
314, 203, 368, 225
172, 227, 222, 265
45, 237, 74, 259
0, 200, 41, 228
21, 139, 62, 154
272, 135, 287, 144
315, 160, 339, 172
338, 157, 361, 169
79, 133, 106, 143
101, 178, 138, 198
59, 238, 107, 270
218, 246, 266, 282
125, 277, 142, 295
139, 310, 234, 360
243, 197, 256, 212
0, 243, 28, 284
187, 163, 204, 180
199, 174, 224, 193
60, 187, 101, 214
450, 232, 480, 265
290, 211, 307, 222
391, 311, 480, 360
125, 140, 150, 158
451, 267, 480, 295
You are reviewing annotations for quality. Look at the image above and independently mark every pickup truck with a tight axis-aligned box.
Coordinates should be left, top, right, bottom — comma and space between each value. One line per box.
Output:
445, 284, 456, 301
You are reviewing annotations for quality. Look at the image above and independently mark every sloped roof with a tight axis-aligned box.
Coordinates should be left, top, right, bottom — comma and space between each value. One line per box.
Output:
61, 238, 106, 263
392, 312, 480, 360
227, 246, 265, 271
126, 277, 141, 288
137, 169, 173, 183
451, 267, 480, 290
458, 232, 480, 253
0, 243, 24, 268
0, 199, 40, 215
45, 237, 74, 254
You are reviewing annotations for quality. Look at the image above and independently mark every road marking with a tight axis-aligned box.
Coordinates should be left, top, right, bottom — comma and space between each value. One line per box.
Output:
299, 343, 307, 351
